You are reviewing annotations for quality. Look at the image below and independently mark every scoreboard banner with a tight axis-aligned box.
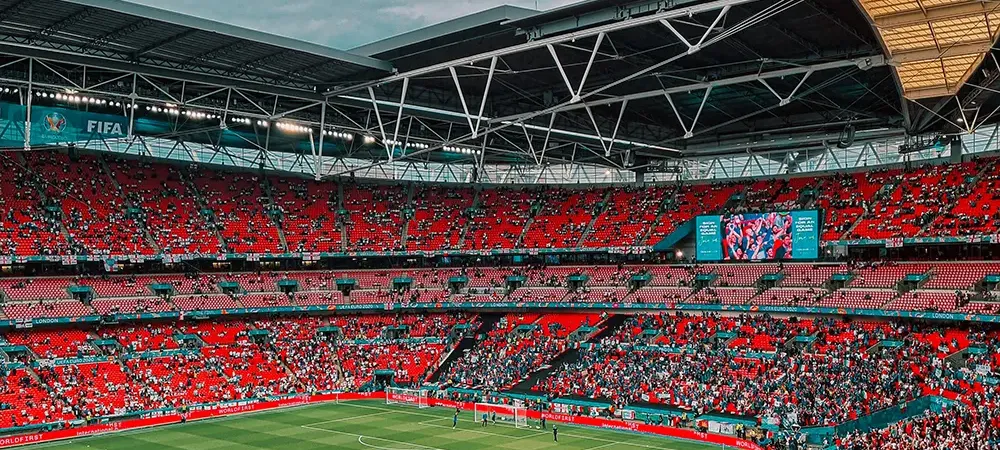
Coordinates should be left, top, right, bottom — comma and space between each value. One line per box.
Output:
696, 210, 820, 261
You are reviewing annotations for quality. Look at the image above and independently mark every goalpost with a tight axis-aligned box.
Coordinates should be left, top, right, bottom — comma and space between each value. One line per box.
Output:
473, 403, 529, 429
385, 387, 429, 408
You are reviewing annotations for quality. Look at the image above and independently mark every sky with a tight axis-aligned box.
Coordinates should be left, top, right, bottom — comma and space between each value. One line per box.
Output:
124, 0, 581, 51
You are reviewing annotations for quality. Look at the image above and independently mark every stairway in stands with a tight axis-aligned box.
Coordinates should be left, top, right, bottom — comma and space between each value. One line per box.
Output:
428, 313, 503, 382
507, 314, 627, 393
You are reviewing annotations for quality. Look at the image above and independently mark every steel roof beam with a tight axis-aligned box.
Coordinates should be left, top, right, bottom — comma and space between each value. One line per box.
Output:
87, 18, 155, 51
182, 40, 256, 67
0, 43, 322, 99
0, 0, 41, 21
131, 28, 198, 58
514, 0, 703, 40
26, 7, 98, 41
490, 55, 885, 123
890, 41, 994, 63
322, 0, 764, 98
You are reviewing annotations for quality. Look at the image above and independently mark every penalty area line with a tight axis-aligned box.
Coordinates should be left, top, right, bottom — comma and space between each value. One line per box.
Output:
337, 403, 679, 450
302, 410, 397, 427
416, 418, 540, 440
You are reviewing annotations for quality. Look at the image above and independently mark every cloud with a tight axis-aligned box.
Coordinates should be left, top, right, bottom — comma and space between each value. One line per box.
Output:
124, 0, 580, 50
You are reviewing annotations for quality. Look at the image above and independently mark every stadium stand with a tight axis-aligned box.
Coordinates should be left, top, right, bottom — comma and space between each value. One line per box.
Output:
268, 177, 341, 253
406, 186, 472, 251
0, 155, 70, 257
107, 159, 222, 254
24, 153, 153, 256
9, 155, 1000, 255
190, 170, 283, 254
343, 183, 407, 252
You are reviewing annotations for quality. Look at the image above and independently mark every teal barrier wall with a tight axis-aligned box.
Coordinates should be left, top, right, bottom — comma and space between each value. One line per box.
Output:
8, 301, 1000, 330
803, 396, 955, 445
653, 219, 693, 251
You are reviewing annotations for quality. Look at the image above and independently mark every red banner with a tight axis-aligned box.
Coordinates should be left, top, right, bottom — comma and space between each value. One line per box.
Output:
0, 392, 760, 450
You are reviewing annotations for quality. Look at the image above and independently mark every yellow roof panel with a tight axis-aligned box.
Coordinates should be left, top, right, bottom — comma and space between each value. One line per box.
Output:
859, 0, 1000, 98
930, 15, 992, 46
921, 0, 972, 6
941, 53, 983, 84
861, 0, 923, 17
881, 23, 936, 50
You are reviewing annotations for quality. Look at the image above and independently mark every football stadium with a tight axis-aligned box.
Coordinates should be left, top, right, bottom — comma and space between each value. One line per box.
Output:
0, 0, 998, 448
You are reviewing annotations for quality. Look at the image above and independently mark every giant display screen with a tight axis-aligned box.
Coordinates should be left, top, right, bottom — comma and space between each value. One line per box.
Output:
695, 210, 820, 261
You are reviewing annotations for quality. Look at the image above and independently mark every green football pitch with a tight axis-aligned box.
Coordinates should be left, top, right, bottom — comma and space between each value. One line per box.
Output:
23, 400, 724, 450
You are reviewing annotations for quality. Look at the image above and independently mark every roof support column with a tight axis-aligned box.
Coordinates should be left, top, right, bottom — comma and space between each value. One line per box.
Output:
449, 67, 477, 136
391, 77, 409, 146
127, 73, 137, 139
24, 58, 32, 150
540, 112, 556, 164
608, 99, 629, 156
660, 4, 730, 54
546, 44, 579, 102
521, 124, 540, 165
221, 88, 232, 123
367, 86, 392, 160
759, 70, 813, 106
316, 102, 326, 180
583, 105, 609, 155
473, 56, 497, 138
575, 32, 605, 102
665, 86, 713, 139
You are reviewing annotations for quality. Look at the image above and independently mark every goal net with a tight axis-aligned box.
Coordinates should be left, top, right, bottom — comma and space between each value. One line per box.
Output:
385, 387, 429, 408
473, 403, 529, 429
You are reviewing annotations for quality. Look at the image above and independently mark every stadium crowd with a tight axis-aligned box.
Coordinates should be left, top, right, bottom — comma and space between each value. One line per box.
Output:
536, 313, 992, 430
836, 401, 1000, 450
0, 309, 993, 450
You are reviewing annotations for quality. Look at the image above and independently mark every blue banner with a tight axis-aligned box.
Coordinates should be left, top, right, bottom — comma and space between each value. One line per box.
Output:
6, 301, 1000, 330
695, 215, 723, 261
790, 210, 820, 259
0, 103, 128, 146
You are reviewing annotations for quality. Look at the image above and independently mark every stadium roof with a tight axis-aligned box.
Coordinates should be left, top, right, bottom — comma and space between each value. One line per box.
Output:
0, 0, 392, 89
1, 0, 999, 180
856, 0, 1000, 100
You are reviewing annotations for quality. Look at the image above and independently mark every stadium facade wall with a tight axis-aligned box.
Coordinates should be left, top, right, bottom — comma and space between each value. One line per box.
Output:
8, 301, 1000, 330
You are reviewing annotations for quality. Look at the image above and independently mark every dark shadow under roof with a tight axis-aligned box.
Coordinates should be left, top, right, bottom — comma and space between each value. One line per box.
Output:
0, 0, 393, 90
349, 5, 539, 61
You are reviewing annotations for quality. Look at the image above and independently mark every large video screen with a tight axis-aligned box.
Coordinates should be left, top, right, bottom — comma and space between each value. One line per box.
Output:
695, 210, 820, 261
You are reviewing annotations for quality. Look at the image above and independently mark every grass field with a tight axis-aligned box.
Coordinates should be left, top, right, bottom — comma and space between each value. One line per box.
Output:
25, 400, 723, 450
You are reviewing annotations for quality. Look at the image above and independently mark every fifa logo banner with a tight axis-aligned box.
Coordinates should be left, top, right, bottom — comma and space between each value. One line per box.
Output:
0, 103, 127, 146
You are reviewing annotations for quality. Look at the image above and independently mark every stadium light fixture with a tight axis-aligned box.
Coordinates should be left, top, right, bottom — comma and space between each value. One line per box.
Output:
323, 130, 355, 141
